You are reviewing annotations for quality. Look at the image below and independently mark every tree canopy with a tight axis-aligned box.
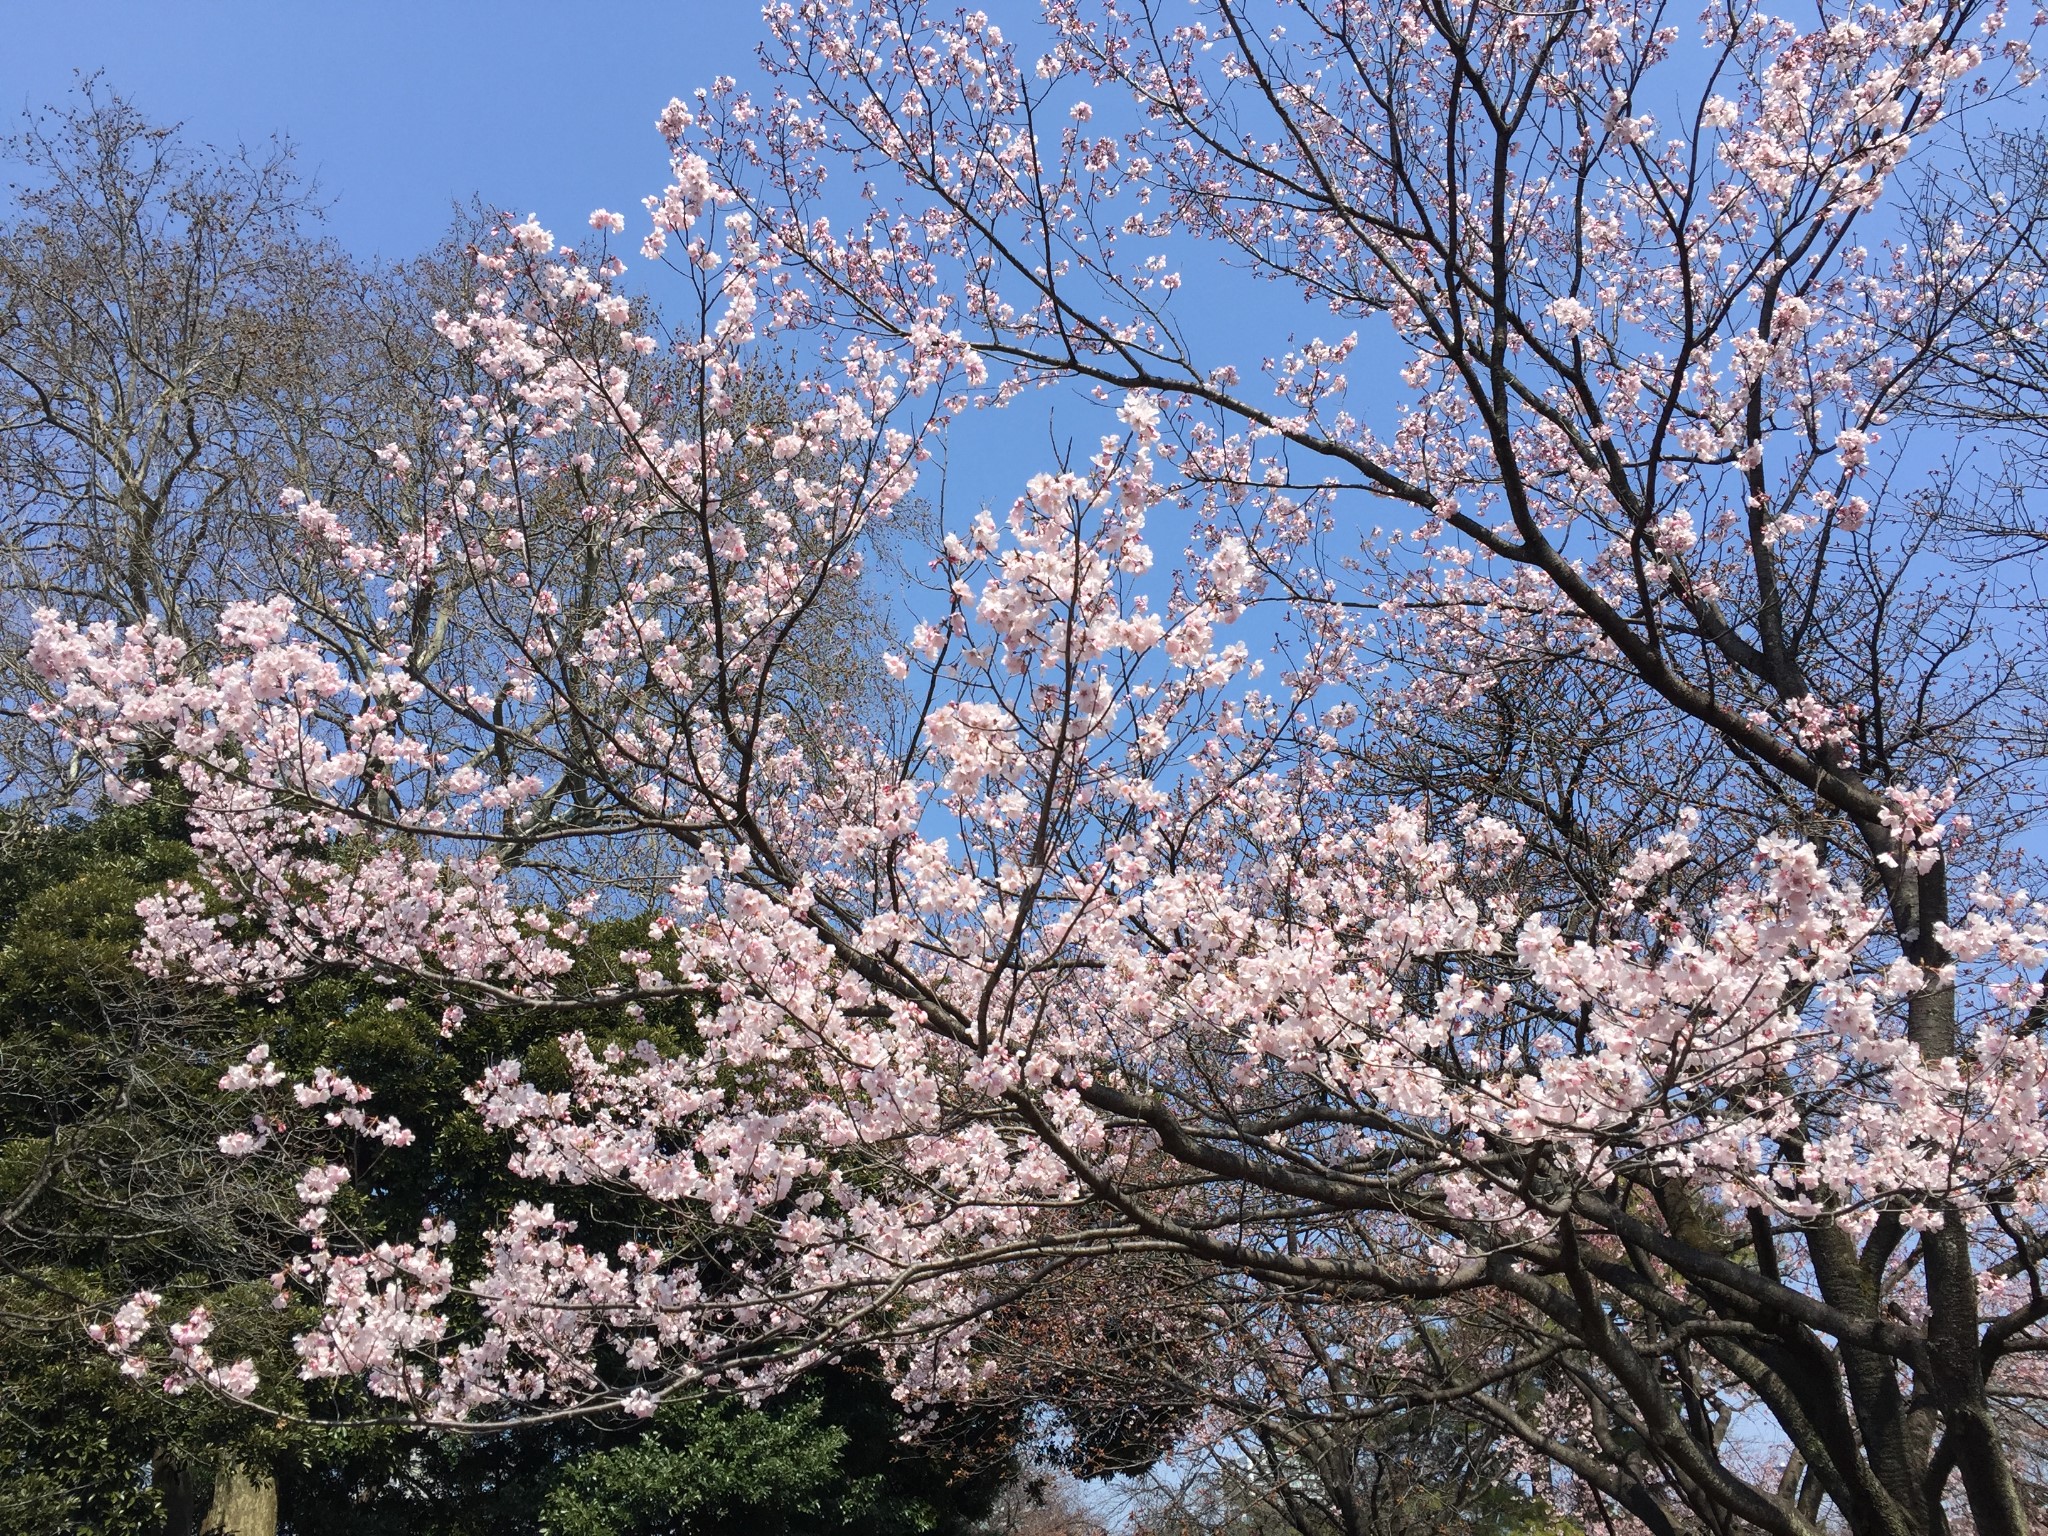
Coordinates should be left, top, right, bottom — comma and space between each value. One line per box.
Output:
24, 1, 2048, 1531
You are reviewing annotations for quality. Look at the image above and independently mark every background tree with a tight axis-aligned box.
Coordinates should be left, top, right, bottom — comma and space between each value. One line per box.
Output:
0, 83, 359, 808
0, 83, 1000, 1536
0, 801, 306, 1536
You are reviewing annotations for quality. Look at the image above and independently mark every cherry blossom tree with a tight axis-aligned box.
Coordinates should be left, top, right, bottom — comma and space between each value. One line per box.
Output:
29, 2, 2048, 1534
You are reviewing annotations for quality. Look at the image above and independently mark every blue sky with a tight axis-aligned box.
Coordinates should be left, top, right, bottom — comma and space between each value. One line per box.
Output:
0, 1, 1235, 524
0, 2, 780, 259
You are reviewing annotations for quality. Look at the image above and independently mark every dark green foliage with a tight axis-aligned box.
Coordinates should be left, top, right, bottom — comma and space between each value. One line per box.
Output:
0, 1333, 165, 1535
0, 803, 299, 1535
0, 86, 1006, 1536
537, 1398, 855, 1536
0, 804, 1011, 1535
276, 1372, 1005, 1536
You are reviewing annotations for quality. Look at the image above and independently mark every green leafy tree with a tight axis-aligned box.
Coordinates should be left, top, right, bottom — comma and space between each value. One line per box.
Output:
0, 802, 301, 1535
0, 809, 1014, 1536
0, 83, 989, 1536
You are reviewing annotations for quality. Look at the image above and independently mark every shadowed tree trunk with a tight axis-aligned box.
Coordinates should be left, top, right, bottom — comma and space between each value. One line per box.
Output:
200, 1462, 276, 1536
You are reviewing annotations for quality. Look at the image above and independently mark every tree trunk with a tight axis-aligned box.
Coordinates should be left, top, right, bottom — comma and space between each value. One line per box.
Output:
199, 1462, 277, 1536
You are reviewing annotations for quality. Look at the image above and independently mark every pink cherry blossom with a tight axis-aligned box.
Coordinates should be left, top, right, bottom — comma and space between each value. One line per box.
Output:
45, 3, 2048, 1531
